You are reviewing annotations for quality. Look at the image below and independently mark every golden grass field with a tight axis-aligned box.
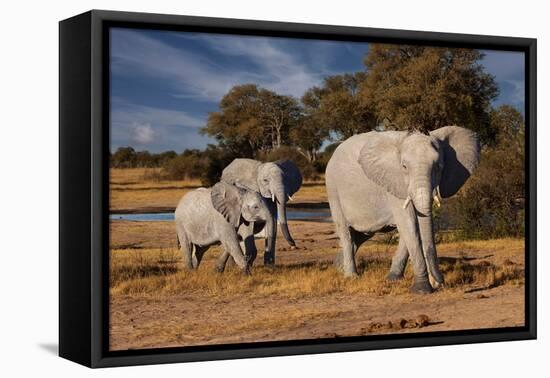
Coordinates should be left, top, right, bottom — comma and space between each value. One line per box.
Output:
109, 168, 525, 351
110, 168, 327, 212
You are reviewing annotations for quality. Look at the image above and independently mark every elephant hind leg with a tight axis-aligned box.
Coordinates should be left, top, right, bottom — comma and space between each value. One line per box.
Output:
350, 228, 373, 272
192, 245, 208, 269
177, 231, 194, 270
329, 193, 357, 277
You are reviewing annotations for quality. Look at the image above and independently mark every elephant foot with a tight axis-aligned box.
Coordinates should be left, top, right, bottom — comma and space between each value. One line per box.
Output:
386, 272, 404, 282
263, 255, 275, 266
344, 270, 359, 279
242, 265, 252, 276
214, 265, 225, 273
333, 253, 344, 270
410, 280, 434, 294
429, 274, 445, 290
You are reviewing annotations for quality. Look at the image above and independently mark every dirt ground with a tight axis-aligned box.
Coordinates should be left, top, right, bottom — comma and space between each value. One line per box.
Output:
109, 219, 525, 351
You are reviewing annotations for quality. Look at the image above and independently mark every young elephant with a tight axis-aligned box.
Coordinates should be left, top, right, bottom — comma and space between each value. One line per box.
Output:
221, 158, 303, 266
175, 182, 274, 273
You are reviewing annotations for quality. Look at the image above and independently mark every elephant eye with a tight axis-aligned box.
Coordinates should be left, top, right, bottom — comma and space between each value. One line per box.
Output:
402, 163, 407, 170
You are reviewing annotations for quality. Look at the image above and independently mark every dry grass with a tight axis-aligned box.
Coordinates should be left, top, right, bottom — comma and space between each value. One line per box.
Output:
110, 239, 524, 300
110, 168, 327, 212
109, 236, 525, 350
110, 168, 201, 211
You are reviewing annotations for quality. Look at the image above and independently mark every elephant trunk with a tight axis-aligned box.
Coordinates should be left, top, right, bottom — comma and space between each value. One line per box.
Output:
274, 185, 296, 247
414, 187, 444, 287
263, 209, 276, 265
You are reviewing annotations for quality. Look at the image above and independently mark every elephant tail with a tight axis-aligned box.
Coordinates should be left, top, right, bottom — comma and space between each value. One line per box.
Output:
176, 234, 181, 250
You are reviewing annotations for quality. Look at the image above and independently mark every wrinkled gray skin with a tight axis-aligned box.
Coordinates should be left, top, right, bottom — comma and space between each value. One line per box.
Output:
221, 158, 303, 266
175, 182, 274, 273
326, 126, 480, 293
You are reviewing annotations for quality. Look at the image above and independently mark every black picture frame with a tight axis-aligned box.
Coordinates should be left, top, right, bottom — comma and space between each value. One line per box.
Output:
59, 9, 537, 368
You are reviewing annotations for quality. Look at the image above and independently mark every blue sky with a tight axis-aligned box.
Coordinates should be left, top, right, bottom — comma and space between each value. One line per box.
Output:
110, 28, 525, 153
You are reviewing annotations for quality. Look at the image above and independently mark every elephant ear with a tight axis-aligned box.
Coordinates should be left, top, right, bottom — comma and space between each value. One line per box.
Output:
211, 182, 243, 227
358, 131, 408, 199
276, 160, 303, 195
221, 158, 262, 192
430, 126, 480, 198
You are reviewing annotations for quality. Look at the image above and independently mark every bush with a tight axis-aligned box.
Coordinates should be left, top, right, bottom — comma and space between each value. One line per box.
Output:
163, 150, 205, 180
314, 142, 340, 175
200, 145, 240, 186
450, 145, 524, 239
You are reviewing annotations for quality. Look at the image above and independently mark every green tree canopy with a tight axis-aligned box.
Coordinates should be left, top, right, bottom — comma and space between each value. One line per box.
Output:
360, 45, 499, 144
201, 84, 301, 156
449, 105, 525, 238
302, 72, 376, 140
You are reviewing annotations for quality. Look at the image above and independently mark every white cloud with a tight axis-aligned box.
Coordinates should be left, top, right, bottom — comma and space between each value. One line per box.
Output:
110, 99, 209, 151
111, 98, 205, 129
110, 29, 331, 101
131, 123, 155, 144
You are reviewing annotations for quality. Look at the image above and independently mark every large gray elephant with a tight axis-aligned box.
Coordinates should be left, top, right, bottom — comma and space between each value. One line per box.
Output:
221, 158, 302, 266
326, 126, 480, 293
175, 182, 274, 273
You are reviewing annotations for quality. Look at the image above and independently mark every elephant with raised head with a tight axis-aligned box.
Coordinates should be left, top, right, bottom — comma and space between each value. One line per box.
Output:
175, 182, 274, 273
221, 158, 302, 266
326, 126, 480, 293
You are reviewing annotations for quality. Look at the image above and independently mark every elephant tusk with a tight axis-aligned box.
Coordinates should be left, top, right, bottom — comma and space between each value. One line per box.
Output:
433, 194, 441, 208
287, 195, 293, 201
433, 187, 442, 208
271, 194, 275, 202
402, 196, 412, 209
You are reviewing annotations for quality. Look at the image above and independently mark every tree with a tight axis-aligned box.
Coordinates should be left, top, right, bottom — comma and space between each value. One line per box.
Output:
111, 147, 136, 168
302, 73, 376, 140
201, 84, 264, 157
201, 84, 302, 156
258, 89, 302, 149
360, 45, 499, 144
289, 115, 328, 163
489, 105, 525, 149
449, 105, 525, 238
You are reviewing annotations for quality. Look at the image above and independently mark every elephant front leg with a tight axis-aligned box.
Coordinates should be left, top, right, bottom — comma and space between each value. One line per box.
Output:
215, 250, 231, 273
387, 237, 409, 281
389, 197, 432, 293
220, 232, 250, 275
240, 222, 258, 266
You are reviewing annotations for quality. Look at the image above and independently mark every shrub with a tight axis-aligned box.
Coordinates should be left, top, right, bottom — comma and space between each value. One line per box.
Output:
451, 145, 524, 239
163, 150, 205, 180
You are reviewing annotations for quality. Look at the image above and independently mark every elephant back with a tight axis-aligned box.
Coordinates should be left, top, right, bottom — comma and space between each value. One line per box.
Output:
221, 158, 263, 192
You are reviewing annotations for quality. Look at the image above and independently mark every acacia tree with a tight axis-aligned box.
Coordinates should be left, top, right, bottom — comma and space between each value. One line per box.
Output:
360, 45, 499, 144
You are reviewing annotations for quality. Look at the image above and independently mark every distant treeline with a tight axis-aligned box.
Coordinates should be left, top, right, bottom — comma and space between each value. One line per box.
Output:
110, 44, 525, 239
